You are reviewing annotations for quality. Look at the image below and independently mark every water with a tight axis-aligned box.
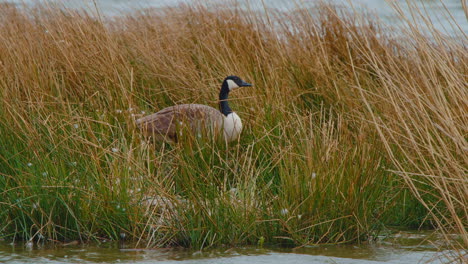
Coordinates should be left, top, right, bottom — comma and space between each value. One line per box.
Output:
0, 231, 465, 264
4, 0, 468, 37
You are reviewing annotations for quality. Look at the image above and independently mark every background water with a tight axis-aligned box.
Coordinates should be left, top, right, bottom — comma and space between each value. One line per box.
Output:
4, 0, 468, 37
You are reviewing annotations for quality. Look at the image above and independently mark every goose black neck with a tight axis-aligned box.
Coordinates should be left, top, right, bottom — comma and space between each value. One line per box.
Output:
219, 81, 232, 116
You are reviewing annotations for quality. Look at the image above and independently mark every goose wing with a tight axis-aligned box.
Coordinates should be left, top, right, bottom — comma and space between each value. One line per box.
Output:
136, 104, 224, 141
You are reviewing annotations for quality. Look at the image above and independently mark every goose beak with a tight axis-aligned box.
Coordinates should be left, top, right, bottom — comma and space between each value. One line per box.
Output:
240, 81, 252, 87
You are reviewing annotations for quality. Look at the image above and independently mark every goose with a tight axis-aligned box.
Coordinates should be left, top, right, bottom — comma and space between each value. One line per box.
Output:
136, 76, 252, 143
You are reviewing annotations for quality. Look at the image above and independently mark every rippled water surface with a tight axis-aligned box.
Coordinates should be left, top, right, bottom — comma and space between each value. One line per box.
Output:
0, 231, 465, 264
3, 0, 468, 36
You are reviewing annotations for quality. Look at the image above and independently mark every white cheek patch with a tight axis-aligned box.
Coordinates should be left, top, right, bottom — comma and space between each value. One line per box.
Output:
227, 79, 239, 90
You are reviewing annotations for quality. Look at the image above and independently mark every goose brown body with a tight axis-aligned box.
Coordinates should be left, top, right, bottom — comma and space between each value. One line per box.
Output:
136, 104, 224, 142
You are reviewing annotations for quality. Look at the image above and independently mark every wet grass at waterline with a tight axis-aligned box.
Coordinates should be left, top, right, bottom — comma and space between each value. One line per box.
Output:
0, 2, 466, 251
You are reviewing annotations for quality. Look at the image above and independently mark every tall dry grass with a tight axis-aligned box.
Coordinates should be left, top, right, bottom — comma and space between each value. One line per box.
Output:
0, 1, 466, 253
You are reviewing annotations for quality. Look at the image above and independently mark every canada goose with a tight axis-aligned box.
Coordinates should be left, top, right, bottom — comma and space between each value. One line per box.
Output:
136, 76, 252, 143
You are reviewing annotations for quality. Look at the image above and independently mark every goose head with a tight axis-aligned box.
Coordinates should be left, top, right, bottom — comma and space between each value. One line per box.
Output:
224, 75, 252, 91
219, 76, 252, 116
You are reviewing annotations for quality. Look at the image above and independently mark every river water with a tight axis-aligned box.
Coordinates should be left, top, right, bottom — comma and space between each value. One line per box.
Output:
4, 0, 468, 37
0, 231, 465, 264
